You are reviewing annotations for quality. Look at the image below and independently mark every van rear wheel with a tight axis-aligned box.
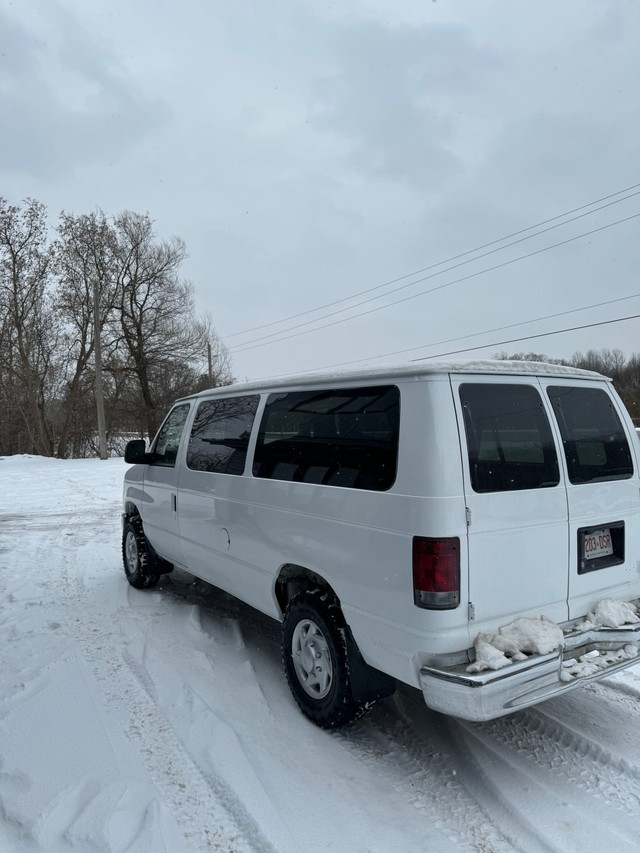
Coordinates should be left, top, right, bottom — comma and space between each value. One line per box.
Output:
282, 590, 371, 728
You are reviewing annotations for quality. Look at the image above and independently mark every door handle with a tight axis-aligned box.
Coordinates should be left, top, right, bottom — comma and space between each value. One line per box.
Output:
172, 494, 177, 512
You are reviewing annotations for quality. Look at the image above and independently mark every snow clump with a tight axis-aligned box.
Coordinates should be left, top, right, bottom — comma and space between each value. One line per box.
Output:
572, 598, 639, 631
468, 599, 640, 676
560, 644, 638, 681
467, 616, 564, 673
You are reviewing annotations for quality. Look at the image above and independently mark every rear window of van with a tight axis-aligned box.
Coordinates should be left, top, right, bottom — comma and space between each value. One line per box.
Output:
460, 383, 560, 493
547, 386, 633, 484
253, 386, 400, 491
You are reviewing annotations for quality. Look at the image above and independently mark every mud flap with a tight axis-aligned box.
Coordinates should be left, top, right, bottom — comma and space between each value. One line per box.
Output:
344, 626, 396, 702
148, 539, 174, 575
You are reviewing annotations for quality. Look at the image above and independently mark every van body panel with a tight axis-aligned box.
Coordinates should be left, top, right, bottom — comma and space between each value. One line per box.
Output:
141, 465, 184, 565
178, 471, 283, 615
396, 377, 468, 498
180, 475, 472, 680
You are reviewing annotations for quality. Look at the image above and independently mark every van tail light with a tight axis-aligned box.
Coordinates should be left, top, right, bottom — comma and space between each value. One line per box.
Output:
413, 537, 460, 609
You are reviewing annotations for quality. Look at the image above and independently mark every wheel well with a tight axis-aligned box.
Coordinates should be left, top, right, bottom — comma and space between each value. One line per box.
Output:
275, 565, 341, 618
277, 566, 396, 706
124, 501, 140, 519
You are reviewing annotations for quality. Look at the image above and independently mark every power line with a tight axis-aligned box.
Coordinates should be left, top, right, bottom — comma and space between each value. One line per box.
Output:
230, 198, 640, 352
272, 291, 640, 375
231, 210, 640, 354
249, 308, 640, 384
411, 312, 640, 362
230, 190, 640, 349
224, 180, 640, 341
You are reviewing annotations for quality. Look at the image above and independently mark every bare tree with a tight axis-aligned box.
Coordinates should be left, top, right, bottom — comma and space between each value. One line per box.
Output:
0, 198, 57, 455
493, 350, 567, 365
113, 211, 210, 438
570, 347, 626, 379
54, 210, 119, 458
0, 199, 233, 456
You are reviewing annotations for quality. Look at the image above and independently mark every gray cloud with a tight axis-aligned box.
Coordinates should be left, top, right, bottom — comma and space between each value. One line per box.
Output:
1, 0, 639, 378
312, 21, 503, 187
0, 3, 162, 180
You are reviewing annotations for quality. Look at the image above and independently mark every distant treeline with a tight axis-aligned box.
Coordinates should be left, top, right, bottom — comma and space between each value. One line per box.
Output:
0, 198, 231, 458
496, 349, 640, 424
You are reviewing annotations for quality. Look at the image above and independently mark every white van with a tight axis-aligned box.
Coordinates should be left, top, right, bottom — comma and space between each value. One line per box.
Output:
122, 361, 640, 727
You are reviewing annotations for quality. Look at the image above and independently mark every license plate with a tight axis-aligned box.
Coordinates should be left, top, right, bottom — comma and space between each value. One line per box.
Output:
583, 528, 613, 561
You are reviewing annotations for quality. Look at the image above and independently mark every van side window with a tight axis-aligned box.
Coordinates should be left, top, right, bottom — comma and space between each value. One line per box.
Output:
460, 384, 560, 493
151, 404, 191, 467
252, 386, 400, 491
547, 386, 633, 484
187, 396, 260, 475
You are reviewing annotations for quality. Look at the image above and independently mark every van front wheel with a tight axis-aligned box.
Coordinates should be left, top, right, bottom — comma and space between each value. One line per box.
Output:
122, 518, 160, 589
282, 590, 370, 728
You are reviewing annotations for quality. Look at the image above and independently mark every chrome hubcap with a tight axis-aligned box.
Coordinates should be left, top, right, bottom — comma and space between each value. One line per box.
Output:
291, 618, 333, 699
125, 530, 139, 574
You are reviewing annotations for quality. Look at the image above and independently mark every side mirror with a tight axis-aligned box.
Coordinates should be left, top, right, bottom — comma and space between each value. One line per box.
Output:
124, 439, 149, 464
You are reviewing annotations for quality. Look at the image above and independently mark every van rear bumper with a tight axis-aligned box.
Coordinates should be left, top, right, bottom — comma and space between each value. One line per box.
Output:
419, 620, 640, 721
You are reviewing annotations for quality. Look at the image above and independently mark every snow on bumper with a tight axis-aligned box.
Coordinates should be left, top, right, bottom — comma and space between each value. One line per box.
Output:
419, 618, 640, 722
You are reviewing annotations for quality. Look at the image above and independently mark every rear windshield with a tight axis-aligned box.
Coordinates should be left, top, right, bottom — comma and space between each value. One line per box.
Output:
253, 385, 400, 491
459, 383, 560, 493
547, 386, 633, 484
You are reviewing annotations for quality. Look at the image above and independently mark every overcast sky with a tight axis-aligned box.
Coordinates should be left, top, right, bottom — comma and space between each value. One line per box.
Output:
2, 0, 639, 381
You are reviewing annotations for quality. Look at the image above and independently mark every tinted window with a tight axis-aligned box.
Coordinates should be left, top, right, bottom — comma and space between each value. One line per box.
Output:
152, 404, 190, 467
547, 386, 633, 484
253, 386, 400, 491
187, 396, 259, 475
460, 384, 559, 493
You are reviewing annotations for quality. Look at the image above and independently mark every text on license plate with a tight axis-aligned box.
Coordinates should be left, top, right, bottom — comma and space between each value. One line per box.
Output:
584, 529, 613, 560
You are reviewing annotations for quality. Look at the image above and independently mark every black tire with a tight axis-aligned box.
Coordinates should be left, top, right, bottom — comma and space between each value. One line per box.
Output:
282, 589, 372, 728
122, 517, 161, 589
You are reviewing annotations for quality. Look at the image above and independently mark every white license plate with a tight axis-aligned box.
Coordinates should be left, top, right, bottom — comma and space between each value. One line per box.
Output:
584, 528, 613, 560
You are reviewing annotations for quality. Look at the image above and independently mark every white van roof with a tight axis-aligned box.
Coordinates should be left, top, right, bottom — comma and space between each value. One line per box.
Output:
180, 360, 606, 401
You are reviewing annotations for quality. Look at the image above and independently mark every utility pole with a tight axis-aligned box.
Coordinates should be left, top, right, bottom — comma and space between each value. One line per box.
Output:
207, 341, 214, 388
93, 280, 108, 460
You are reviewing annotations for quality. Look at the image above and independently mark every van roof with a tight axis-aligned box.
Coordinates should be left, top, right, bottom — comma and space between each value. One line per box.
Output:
180, 359, 606, 401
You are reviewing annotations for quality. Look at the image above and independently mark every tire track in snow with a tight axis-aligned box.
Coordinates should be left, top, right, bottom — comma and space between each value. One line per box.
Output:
121, 648, 280, 853
49, 517, 271, 853
532, 692, 640, 784
170, 577, 513, 853
333, 692, 516, 853
148, 588, 460, 853
334, 679, 640, 853
450, 718, 640, 853
471, 704, 640, 817
590, 675, 640, 704
439, 718, 564, 853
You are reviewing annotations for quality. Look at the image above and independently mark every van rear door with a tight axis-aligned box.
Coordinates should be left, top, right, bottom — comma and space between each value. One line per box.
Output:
452, 376, 570, 629
542, 379, 640, 619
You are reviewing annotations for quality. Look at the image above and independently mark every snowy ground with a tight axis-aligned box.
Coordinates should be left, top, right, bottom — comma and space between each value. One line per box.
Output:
2, 456, 640, 853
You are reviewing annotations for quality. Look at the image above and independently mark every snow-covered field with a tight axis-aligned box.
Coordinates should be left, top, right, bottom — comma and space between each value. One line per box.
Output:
2, 456, 640, 853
